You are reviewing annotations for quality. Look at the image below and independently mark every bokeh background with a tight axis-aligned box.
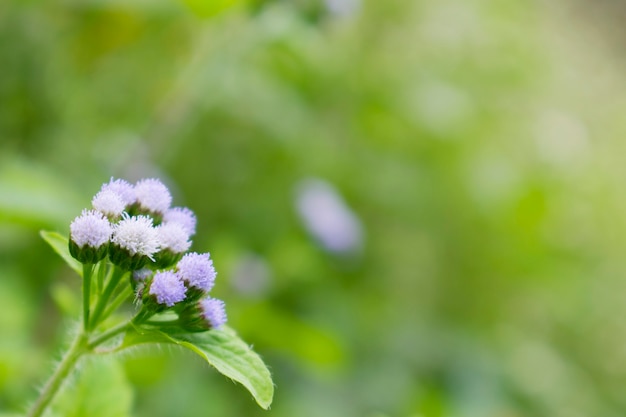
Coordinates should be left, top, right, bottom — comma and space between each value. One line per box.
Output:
3, 0, 626, 416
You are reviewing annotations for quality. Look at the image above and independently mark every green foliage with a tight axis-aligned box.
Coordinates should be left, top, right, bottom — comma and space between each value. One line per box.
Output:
40, 231, 82, 276
121, 326, 274, 409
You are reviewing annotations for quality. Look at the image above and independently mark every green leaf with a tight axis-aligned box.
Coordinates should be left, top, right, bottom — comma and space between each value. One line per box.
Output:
40, 230, 82, 276
121, 326, 274, 409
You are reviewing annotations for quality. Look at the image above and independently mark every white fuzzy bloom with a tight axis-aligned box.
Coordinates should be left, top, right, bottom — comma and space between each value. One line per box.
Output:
92, 189, 126, 217
101, 178, 136, 206
111, 215, 160, 258
134, 178, 172, 214
157, 222, 192, 254
70, 209, 112, 248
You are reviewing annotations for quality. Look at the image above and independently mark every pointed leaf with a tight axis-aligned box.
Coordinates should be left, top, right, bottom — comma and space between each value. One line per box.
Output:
40, 230, 82, 276
120, 326, 274, 409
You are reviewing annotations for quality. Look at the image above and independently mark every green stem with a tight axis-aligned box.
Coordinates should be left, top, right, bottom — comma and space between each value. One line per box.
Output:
27, 332, 88, 417
82, 264, 94, 331
95, 261, 108, 296
88, 321, 131, 349
90, 266, 127, 330
100, 285, 134, 324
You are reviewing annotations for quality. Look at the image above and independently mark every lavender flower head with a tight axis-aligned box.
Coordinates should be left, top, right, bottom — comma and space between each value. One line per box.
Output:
111, 214, 160, 258
134, 178, 172, 215
157, 223, 192, 254
92, 189, 125, 218
176, 252, 216, 292
200, 297, 227, 329
101, 178, 136, 206
163, 206, 197, 236
149, 271, 186, 307
70, 209, 112, 249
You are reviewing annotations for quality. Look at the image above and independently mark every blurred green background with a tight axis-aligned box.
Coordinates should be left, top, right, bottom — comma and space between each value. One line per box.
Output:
3, 0, 626, 416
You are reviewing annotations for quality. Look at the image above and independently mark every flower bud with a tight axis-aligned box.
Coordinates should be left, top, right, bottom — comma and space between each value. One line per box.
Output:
144, 270, 187, 313
179, 297, 227, 332
109, 214, 160, 271
176, 252, 216, 301
153, 223, 191, 268
69, 209, 111, 263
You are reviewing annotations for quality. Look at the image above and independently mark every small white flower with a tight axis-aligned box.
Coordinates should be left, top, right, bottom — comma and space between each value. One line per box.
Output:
134, 178, 172, 214
92, 189, 125, 218
111, 214, 160, 258
157, 222, 192, 254
70, 209, 112, 248
101, 178, 136, 206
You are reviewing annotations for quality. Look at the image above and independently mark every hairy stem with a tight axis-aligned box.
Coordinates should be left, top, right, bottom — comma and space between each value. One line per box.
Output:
27, 332, 88, 417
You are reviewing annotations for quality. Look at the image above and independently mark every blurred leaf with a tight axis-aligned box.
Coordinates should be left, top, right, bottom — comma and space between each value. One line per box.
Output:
40, 230, 82, 277
49, 359, 133, 417
50, 282, 81, 317
120, 326, 274, 409
0, 158, 81, 228
180, 0, 242, 18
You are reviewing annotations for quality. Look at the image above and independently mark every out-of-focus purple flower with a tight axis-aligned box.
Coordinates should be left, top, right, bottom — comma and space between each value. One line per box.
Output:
163, 206, 197, 236
149, 271, 186, 307
70, 209, 112, 249
295, 179, 363, 253
92, 189, 125, 218
134, 178, 172, 215
199, 297, 227, 329
133, 268, 153, 282
176, 252, 216, 292
325, 0, 360, 17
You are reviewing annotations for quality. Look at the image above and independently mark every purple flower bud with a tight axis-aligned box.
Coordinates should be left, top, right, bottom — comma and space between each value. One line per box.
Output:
176, 252, 216, 292
200, 297, 227, 329
133, 268, 153, 282
134, 178, 172, 215
163, 206, 197, 236
149, 271, 186, 307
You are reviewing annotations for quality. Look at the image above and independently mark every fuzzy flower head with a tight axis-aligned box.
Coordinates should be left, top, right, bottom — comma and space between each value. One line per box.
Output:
163, 206, 197, 236
149, 271, 186, 307
176, 252, 216, 292
101, 178, 136, 207
200, 297, 227, 329
92, 189, 125, 218
111, 215, 160, 258
157, 223, 192, 254
70, 209, 112, 249
69, 210, 112, 263
134, 178, 172, 215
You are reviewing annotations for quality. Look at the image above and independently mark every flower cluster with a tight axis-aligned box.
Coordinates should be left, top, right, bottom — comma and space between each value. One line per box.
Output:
69, 177, 226, 331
